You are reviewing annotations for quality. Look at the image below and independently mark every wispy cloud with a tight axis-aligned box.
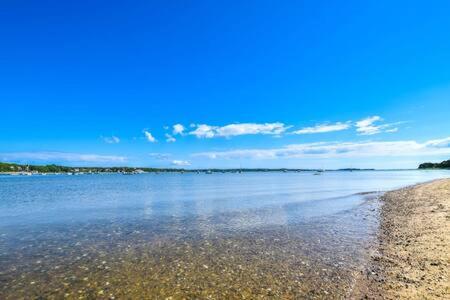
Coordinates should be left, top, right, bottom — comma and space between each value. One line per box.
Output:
291, 117, 401, 136
165, 133, 176, 143
425, 137, 450, 148
189, 122, 290, 138
0, 152, 127, 163
292, 122, 351, 134
172, 124, 185, 135
101, 135, 120, 144
149, 153, 189, 166
355, 116, 399, 135
143, 130, 157, 142
194, 137, 450, 160
171, 160, 191, 166
149, 153, 171, 160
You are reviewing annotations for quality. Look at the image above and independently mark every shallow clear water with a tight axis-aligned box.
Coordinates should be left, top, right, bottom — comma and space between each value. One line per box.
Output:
1, 170, 449, 227
0, 170, 449, 299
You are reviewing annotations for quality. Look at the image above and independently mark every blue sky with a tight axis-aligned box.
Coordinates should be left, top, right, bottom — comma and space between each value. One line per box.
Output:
1, 1, 450, 169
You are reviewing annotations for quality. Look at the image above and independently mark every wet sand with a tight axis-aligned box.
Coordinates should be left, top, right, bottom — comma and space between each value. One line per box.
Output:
356, 179, 450, 299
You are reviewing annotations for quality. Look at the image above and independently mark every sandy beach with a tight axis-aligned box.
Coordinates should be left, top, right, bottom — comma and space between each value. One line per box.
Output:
357, 179, 450, 299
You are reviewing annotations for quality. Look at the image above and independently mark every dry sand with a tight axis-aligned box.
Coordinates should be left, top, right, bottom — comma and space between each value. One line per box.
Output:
356, 179, 450, 299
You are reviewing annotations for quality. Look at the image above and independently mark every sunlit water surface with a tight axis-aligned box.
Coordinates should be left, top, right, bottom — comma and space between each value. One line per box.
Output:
0, 170, 448, 298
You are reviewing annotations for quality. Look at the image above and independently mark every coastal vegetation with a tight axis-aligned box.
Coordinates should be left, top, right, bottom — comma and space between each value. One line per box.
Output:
418, 159, 450, 169
0, 162, 376, 174
0, 162, 181, 174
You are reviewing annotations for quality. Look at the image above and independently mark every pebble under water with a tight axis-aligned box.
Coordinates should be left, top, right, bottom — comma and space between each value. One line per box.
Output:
1, 171, 448, 299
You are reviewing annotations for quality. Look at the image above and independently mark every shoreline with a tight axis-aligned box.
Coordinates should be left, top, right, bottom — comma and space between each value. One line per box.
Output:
354, 179, 450, 299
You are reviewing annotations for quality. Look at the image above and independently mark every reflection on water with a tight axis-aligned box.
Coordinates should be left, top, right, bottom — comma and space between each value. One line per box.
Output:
0, 171, 449, 298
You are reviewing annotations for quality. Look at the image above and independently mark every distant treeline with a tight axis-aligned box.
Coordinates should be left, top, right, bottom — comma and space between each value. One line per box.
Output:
0, 162, 377, 173
0, 162, 182, 173
418, 160, 450, 169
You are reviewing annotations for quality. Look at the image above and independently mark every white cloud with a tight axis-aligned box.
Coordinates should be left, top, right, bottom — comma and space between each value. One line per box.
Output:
143, 130, 157, 142
292, 122, 351, 134
171, 160, 191, 166
186, 117, 401, 138
355, 116, 399, 135
217, 123, 288, 137
0, 152, 127, 163
172, 124, 185, 135
165, 134, 176, 143
189, 124, 218, 138
355, 116, 382, 135
189, 122, 290, 138
194, 137, 450, 160
101, 136, 120, 144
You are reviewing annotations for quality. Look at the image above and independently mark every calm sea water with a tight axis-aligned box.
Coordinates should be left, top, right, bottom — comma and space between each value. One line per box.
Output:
0, 170, 449, 298
0, 170, 448, 227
